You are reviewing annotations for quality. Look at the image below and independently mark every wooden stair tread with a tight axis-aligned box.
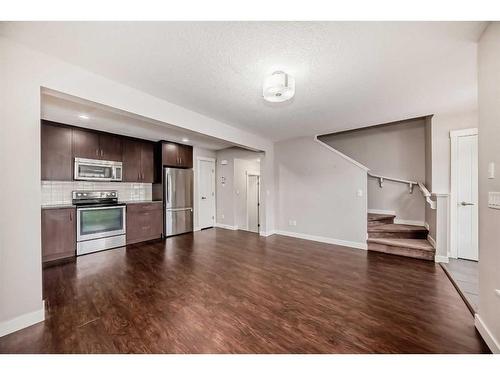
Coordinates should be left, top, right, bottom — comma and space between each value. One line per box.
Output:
367, 238, 434, 252
367, 213, 396, 222
368, 223, 427, 233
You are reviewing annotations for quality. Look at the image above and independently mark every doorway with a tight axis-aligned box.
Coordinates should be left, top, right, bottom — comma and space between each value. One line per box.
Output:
246, 174, 260, 233
197, 157, 216, 230
450, 128, 478, 261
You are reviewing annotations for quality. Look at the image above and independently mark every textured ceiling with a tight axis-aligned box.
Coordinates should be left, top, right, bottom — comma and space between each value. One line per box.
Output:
1, 21, 487, 141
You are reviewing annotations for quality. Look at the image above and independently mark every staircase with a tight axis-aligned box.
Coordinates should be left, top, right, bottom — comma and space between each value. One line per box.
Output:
367, 213, 435, 261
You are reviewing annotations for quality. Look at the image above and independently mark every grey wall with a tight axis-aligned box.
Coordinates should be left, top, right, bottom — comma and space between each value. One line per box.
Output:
215, 147, 261, 229
275, 137, 367, 248
477, 22, 500, 352
320, 118, 426, 222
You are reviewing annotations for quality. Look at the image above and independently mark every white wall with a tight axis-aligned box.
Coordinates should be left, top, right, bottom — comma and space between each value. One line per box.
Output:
431, 110, 479, 194
193, 146, 217, 230
320, 118, 426, 223
275, 137, 367, 249
0, 37, 275, 336
476, 22, 500, 353
215, 147, 261, 230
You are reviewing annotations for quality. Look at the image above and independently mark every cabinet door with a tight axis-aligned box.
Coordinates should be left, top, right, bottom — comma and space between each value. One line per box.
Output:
162, 142, 180, 167
72, 128, 100, 159
178, 144, 193, 168
122, 138, 142, 182
41, 123, 73, 181
141, 142, 155, 182
99, 133, 123, 161
41, 208, 76, 263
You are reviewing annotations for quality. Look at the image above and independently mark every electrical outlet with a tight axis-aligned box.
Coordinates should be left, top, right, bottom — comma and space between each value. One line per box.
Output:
292, 220, 297, 226
357, 189, 363, 197
288, 220, 297, 226
221, 214, 225, 219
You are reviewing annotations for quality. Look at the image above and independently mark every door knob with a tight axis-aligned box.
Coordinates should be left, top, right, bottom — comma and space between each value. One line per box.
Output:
201, 196, 207, 200
460, 201, 474, 206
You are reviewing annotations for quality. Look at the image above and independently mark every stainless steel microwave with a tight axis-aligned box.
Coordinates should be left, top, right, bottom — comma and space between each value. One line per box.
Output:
74, 158, 122, 181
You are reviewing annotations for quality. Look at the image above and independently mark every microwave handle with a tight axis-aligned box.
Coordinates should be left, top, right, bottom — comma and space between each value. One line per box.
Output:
166, 173, 170, 203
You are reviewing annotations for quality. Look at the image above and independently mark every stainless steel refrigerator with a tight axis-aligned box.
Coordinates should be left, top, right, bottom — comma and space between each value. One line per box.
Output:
164, 167, 193, 236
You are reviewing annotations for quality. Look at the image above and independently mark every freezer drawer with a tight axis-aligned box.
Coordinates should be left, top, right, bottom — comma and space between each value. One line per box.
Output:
165, 208, 193, 236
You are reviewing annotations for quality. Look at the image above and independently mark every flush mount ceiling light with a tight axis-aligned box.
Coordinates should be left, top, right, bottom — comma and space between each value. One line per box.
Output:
263, 71, 295, 103
78, 114, 89, 120
181, 138, 190, 143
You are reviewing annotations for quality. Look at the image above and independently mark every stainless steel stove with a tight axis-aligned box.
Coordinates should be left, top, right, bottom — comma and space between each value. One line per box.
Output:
73, 190, 126, 256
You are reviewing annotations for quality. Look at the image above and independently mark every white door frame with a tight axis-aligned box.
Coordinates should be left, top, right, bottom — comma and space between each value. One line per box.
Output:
196, 156, 216, 230
449, 128, 478, 259
246, 173, 260, 234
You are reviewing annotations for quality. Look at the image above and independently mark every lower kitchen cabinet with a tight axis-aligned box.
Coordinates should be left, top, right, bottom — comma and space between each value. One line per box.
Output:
41, 207, 76, 263
126, 202, 163, 245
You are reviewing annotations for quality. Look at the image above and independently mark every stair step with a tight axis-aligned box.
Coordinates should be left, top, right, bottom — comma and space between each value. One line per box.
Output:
367, 238, 435, 261
368, 223, 428, 239
367, 213, 395, 226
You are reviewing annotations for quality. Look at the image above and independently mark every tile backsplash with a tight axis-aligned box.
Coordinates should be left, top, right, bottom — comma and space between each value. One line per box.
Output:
41, 181, 152, 206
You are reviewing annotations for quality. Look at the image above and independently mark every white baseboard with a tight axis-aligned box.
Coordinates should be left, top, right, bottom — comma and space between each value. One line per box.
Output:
424, 222, 430, 230
368, 209, 396, 215
0, 302, 45, 338
434, 255, 449, 263
275, 230, 367, 250
475, 314, 500, 353
427, 234, 436, 248
260, 229, 276, 237
394, 219, 426, 226
194, 226, 201, 232
215, 223, 239, 230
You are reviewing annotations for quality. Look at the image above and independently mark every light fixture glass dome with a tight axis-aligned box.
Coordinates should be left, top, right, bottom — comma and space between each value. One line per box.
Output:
263, 71, 295, 103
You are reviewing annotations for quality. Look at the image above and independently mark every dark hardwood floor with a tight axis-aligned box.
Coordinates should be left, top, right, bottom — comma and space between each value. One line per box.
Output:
0, 228, 489, 353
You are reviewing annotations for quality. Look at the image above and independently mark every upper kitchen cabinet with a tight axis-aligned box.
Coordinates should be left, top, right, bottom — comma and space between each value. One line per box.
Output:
72, 127, 100, 159
160, 141, 193, 168
41, 121, 73, 181
73, 128, 122, 161
123, 138, 155, 182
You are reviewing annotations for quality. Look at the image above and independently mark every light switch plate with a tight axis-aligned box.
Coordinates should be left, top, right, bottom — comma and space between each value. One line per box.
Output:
488, 192, 500, 209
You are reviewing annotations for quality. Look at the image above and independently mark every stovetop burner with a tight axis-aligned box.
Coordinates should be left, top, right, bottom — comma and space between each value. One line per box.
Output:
72, 190, 121, 207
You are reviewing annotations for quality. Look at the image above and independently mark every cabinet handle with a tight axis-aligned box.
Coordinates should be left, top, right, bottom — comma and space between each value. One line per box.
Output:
95, 149, 99, 156
100, 149, 103, 157
70, 211, 72, 221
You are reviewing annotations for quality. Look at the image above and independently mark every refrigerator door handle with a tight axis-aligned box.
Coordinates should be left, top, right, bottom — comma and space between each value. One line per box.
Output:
167, 207, 193, 212
166, 173, 170, 204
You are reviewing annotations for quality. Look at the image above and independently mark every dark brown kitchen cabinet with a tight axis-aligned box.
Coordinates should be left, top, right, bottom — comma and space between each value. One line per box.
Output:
72, 128, 100, 159
41, 207, 76, 263
161, 141, 193, 168
126, 202, 163, 245
41, 122, 73, 181
99, 132, 123, 161
123, 139, 154, 182
72, 128, 122, 161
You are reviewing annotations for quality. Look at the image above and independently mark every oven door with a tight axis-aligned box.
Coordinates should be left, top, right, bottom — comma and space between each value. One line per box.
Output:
77, 205, 126, 242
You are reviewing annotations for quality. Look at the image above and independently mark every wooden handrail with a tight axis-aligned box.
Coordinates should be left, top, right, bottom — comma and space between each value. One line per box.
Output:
368, 172, 436, 209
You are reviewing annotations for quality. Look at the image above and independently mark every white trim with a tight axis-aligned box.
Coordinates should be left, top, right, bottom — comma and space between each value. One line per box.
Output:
434, 255, 449, 263
449, 128, 478, 138
275, 230, 368, 250
424, 222, 430, 230
259, 229, 276, 237
314, 135, 370, 172
0, 302, 45, 338
368, 209, 396, 216
215, 223, 239, 230
393, 219, 426, 226
475, 314, 500, 354
197, 157, 216, 231
449, 129, 478, 259
427, 234, 436, 248
245, 173, 260, 234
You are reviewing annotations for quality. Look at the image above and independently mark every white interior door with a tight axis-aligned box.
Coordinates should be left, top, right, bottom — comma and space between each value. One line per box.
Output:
456, 134, 478, 260
247, 175, 259, 233
198, 159, 215, 229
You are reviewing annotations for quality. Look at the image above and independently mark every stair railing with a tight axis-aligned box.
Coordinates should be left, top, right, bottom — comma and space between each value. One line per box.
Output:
368, 172, 436, 209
